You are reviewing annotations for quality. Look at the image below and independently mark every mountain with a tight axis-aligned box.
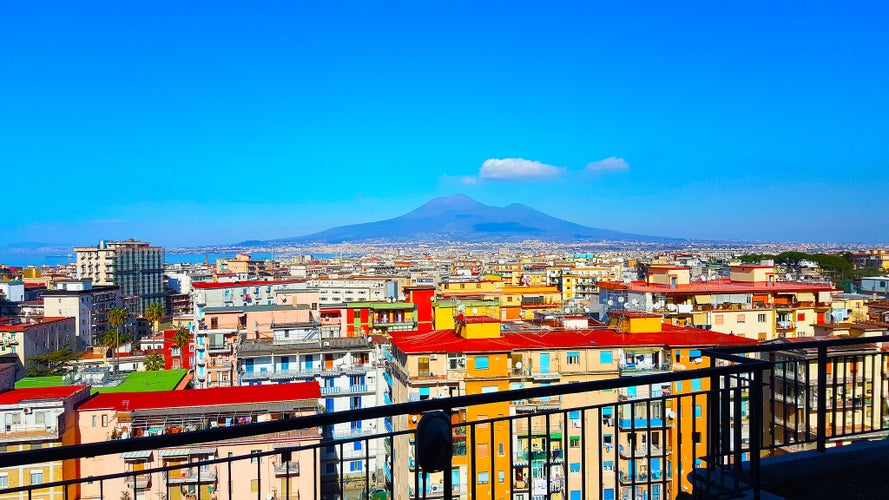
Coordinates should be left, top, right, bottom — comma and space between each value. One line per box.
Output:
250, 194, 673, 244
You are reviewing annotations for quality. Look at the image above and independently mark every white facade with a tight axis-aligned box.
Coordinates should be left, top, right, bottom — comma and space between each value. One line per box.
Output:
0, 282, 25, 303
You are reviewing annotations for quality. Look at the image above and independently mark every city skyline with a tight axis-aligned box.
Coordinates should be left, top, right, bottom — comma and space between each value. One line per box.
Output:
2, 1, 888, 248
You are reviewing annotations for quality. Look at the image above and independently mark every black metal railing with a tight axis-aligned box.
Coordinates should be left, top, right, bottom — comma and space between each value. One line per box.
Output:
0, 335, 885, 500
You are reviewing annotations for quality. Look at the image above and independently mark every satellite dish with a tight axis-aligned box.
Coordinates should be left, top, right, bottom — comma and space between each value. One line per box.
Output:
456, 305, 466, 313
472, 308, 478, 315
564, 307, 571, 313
631, 299, 639, 306
515, 361, 523, 369
607, 300, 614, 306
618, 297, 625, 303
584, 307, 590, 313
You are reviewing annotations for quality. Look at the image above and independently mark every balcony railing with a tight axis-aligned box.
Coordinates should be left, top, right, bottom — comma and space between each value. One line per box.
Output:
1, 335, 887, 500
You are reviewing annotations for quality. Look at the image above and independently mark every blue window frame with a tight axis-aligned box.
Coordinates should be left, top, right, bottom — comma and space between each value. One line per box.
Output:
569, 463, 580, 473
474, 356, 489, 370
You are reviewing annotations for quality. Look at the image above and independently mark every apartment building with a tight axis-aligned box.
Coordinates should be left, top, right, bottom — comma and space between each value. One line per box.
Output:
598, 264, 836, 340
236, 331, 385, 499
0, 317, 77, 378
0, 386, 92, 500
386, 312, 756, 500
307, 277, 404, 305
74, 239, 165, 316
41, 280, 122, 347
440, 279, 564, 321
76, 383, 321, 500
766, 334, 887, 449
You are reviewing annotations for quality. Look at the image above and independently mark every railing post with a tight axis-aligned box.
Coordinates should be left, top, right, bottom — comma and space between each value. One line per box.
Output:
749, 367, 763, 500
816, 345, 827, 453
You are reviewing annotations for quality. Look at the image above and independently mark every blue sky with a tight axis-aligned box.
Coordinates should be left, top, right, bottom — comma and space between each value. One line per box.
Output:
2, 1, 887, 248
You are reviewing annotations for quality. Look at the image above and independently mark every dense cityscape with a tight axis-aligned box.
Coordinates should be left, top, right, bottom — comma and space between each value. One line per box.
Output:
0, 236, 888, 499
4, 2, 888, 499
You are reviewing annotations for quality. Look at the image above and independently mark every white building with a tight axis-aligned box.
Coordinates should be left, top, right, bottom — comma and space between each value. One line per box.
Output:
41, 280, 122, 347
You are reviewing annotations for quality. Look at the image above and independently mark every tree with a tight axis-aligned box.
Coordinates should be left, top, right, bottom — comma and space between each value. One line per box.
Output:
108, 306, 129, 337
101, 328, 132, 371
144, 352, 164, 371
25, 344, 83, 377
173, 326, 190, 350
144, 301, 165, 334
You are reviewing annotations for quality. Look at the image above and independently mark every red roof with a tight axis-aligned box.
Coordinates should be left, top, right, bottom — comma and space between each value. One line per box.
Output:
597, 280, 834, 295
192, 279, 305, 290
391, 324, 756, 354
0, 386, 90, 405
78, 382, 321, 411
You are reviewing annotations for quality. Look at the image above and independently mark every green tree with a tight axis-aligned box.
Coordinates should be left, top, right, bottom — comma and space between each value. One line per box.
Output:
173, 326, 190, 350
144, 301, 165, 334
25, 344, 83, 377
101, 328, 132, 371
144, 352, 164, 371
108, 306, 129, 336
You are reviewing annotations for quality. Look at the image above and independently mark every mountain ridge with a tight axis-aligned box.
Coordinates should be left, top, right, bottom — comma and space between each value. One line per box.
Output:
241, 194, 675, 245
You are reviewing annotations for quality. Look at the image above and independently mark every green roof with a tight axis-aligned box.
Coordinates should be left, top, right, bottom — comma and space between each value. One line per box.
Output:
94, 369, 187, 394
15, 376, 65, 389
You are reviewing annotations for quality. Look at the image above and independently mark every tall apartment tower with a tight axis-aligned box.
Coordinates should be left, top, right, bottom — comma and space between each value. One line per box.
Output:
74, 239, 165, 316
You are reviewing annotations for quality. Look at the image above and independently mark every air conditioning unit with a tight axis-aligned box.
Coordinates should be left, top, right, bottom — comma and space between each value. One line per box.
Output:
430, 484, 443, 493
429, 354, 438, 360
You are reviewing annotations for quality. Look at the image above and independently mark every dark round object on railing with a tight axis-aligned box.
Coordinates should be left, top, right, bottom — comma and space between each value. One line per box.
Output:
415, 411, 452, 472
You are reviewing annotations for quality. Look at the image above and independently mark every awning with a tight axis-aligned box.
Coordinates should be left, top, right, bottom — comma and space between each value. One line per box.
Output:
120, 451, 153, 460
693, 295, 712, 305
549, 432, 562, 440
159, 448, 216, 457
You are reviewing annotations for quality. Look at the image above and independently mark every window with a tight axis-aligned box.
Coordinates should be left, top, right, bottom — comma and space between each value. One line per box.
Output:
797, 313, 806, 321
30, 470, 43, 485
498, 470, 505, 483
474, 356, 489, 370
758, 313, 767, 323
92, 415, 97, 428
691, 379, 702, 391
0, 473, 7, 488
603, 461, 614, 472
737, 314, 745, 324
102, 414, 108, 427
349, 461, 363, 472
251, 479, 259, 492
600, 351, 613, 364
250, 450, 262, 463
676, 381, 683, 391
477, 471, 489, 484
448, 354, 466, 370
569, 462, 581, 473
418, 356, 430, 376
354, 441, 362, 451
325, 463, 336, 474
695, 405, 702, 418
498, 443, 505, 456
481, 385, 498, 394
675, 352, 681, 363
477, 443, 489, 457
714, 315, 724, 325
567, 352, 580, 365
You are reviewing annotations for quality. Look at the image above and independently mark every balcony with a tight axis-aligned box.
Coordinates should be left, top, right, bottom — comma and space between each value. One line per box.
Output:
274, 461, 300, 476
2, 335, 889, 500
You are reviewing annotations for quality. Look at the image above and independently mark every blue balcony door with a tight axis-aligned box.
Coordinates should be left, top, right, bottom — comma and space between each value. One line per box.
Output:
245, 359, 254, 373
280, 356, 289, 371
540, 353, 550, 373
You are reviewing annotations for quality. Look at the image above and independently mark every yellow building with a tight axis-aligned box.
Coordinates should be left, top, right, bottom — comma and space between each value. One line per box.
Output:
386, 311, 757, 500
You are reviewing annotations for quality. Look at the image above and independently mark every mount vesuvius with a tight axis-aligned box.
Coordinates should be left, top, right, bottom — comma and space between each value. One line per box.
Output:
244, 194, 674, 244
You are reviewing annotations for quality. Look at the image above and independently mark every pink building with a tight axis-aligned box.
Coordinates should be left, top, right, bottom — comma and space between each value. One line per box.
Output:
76, 382, 322, 500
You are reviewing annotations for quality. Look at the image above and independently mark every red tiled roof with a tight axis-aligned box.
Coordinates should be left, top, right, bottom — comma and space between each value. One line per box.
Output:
391, 324, 756, 354
77, 381, 321, 411
0, 386, 90, 405
192, 279, 305, 290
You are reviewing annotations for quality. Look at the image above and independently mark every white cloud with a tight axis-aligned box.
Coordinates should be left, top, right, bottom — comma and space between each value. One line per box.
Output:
459, 176, 478, 185
479, 158, 564, 180
586, 157, 629, 172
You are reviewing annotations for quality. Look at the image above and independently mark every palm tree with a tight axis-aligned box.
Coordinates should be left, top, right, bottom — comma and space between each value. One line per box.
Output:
106, 306, 130, 371
144, 301, 165, 335
173, 326, 191, 367
145, 352, 164, 371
